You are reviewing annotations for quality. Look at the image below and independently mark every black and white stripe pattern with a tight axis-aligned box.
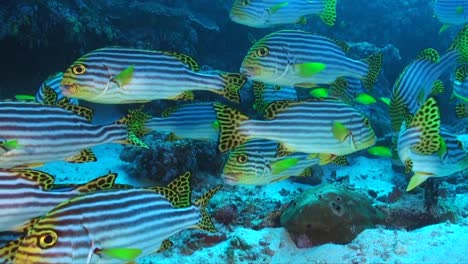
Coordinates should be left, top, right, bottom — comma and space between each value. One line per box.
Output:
230, 0, 326, 28
35, 72, 79, 105
146, 103, 219, 141
434, 0, 468, 25
0, 102, 128, 168
223, 139, 318, 185
14, 189, 202, 263
240, 30, 368, 86
240, 99, 376, 155
61, 47, 227, 104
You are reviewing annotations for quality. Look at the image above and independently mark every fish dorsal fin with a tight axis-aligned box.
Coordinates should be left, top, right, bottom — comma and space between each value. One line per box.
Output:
362, 52, 383, 90
57, 98, 93, 122
12, 169, 55, 191
416, 48, 440, 63
319, 0, 337, 26
263, 100, 291, 120
332, 155, 349, 166
150, 172, 192, 208
409, 98, 441, 155
448, 24, 468, 63
162, 51, 200, 72
42, 85, 58, 105
430, 80, 445, 95
74, 172, 118, 193
253, 81, 266, 112
161, 106, 179, 118
156, 239, 174, 253
298, 167, 313, 177
0, 236, 23, 263
65, 149, 97, 163
275, 143, 293, 158
455, 65, 468, 82
330, 38, 350, 53
174, 91, 194, 101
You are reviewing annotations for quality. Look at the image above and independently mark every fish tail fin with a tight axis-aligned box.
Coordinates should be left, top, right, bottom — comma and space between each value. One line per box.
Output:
220, 73, 247, 103
456, 103, 468, 118
449, 24, 468, 63
406, 173, 431, 191
430, 80, 445, 95
115, 106, 151, 148
213, 103, 249, 152
194, 185, 222, 232
319, 0, 337, 26
362, 52, 383, 90
409, 98, 441, 155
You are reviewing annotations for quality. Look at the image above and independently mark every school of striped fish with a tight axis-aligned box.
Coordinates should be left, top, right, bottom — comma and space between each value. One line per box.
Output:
0, 1, 467, 263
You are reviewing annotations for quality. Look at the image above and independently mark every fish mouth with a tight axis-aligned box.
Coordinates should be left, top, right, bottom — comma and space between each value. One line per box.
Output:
60, 84, 77, 96
240, 66, 258, 77
222, 174, 240, 185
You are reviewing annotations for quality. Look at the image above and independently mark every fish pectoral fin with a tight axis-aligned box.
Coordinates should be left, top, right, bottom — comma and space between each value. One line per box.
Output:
99, 247, 142, 262
439, 24, 450, 34
268, 2, 289, 14
270, 158, 299, 175
156, 239, 174, 253
294, 62, 326, 78
0, 139, 21, 151
406, 173, 432, 192
112, 65, 134, 89
65, 149, 97, 163
332, 121, 351, 143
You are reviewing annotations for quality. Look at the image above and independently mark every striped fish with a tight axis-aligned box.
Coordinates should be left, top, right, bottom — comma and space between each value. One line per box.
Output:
389, 26, 468, 133
454, 64, 468, 102
328, 77, 365, 104
0, 102, 147, 169
60, 47, 247, 104
397, 98, 468, 191
146, 103, 219, 141
240, 30, 382, 90
253, 81, 297, 113
230, 0, 337, 27
214, 99, 376, 156
36, 72, 79, 105
11, 172, 221, 263
0, 169, 117, 232
223, 139, 321, 185
434, 0, 468, 32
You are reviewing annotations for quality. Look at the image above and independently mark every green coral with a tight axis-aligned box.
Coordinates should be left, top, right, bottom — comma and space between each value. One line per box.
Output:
280, 184, 385, 246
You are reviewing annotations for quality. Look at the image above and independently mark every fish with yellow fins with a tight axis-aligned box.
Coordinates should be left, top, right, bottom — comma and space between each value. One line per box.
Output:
0, 100, 148, 169
433, 0, 468, 33
5, 172, 221, 263
240, 30, 382, 90
60, 47, 246, 104
453, 65, 468, 118
223, 139, 348, 185
214, 99, 376, 158
230, 0, 337, 28
397, 98, 468, 191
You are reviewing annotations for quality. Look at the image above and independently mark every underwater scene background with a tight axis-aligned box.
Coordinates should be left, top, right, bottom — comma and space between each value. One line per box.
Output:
0, 0, 467, 263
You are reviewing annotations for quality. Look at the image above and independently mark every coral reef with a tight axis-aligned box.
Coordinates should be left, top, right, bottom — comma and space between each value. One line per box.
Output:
280, 184, 386, 247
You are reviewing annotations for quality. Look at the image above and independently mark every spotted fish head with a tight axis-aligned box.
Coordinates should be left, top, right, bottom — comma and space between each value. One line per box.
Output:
61, 50, 121, 102
222, 143, 272, 185
230, 0, 269, 28
14, 224, 77, 264
240, 33, 289, 82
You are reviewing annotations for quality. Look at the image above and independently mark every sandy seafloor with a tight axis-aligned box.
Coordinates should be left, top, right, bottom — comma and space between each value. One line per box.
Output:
38, 143, 468, 264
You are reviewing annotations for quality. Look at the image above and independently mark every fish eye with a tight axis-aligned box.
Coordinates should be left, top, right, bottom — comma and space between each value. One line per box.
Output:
38, 230, 58, 249
255, 47, 269, 57
236, 153, 248, 164
241, 0, 250, 6
72, 64, 86, 75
